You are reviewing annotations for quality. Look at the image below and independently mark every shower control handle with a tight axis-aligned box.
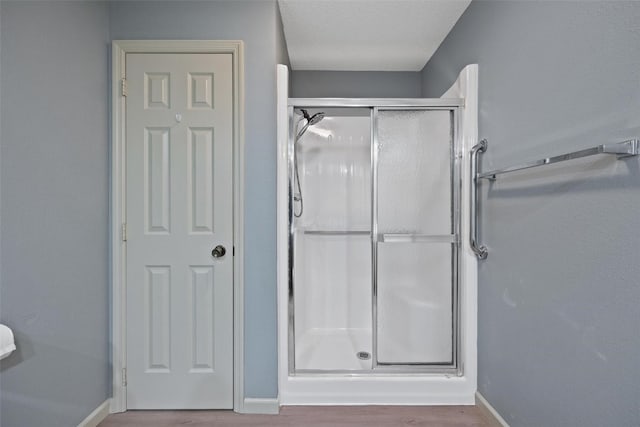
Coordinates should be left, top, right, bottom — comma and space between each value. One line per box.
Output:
211, 245, 226, 259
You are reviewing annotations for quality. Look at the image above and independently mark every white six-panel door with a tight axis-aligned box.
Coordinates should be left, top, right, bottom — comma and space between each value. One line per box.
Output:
125, 53, 233, 409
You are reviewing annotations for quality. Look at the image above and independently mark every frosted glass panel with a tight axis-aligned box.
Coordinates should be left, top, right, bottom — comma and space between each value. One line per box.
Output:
377, 242, 453, 364
377, 110, 452, 234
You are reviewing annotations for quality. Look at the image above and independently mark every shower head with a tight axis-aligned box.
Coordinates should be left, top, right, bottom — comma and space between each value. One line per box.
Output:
295, 109, 326, 141
292, 109, 326, 219
299, 109, 325, 126
308, 112, 325, 126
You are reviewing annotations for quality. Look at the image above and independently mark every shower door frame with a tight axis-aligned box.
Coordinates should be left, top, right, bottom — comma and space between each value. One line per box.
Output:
286, 98, 464, 376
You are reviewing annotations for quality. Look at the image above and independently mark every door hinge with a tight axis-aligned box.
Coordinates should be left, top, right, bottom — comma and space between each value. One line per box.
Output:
122, 368, 127, 387
121, 78, 128, 97
121, 223, 127, 242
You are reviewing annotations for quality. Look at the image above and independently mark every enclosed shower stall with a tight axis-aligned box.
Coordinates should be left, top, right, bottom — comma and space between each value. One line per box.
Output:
277, 65, 479, 405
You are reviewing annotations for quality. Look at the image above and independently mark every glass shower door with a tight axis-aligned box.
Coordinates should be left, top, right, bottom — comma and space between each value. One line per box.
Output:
292, 110, 373, 372
373, 109, 459, 367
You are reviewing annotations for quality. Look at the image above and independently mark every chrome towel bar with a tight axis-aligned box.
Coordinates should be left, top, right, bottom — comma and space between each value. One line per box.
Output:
470, 139, 638, 259
478, 139, 639, 180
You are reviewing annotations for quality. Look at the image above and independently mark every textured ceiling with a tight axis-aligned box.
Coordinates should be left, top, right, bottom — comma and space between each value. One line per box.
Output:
278, 0, 472, 71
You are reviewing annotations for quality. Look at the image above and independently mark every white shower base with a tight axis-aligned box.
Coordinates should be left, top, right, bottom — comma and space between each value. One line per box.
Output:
296, 328, 372, 371
282, 374, 476, 406
289, 331, 474, 406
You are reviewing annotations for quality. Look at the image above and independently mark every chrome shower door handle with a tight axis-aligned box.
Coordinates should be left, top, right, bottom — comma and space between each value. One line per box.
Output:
211, 245, 226, 259
470, 140, 488, 260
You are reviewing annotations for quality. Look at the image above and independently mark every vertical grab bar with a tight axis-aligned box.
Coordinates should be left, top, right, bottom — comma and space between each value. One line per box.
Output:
470, 139, 488, 259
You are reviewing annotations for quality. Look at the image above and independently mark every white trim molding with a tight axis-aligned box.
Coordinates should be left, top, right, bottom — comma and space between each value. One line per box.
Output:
78, 399, 111, 427
110, 40, 245, 413
275, 64, 290, 403
476, 392, 510, 427
242, 398, 280, 415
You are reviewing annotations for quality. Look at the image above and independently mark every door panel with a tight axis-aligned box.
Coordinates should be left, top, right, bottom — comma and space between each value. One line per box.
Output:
126, 53, 233, 409
377, 110, 452, 235
376, 242, 453, 364
374, 109, 455, 366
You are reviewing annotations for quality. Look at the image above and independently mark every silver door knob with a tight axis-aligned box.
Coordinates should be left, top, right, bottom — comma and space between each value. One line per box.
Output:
211, 245, 226, 258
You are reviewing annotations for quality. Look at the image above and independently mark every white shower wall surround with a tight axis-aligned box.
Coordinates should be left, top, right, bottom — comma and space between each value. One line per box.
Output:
276, 65, 479, 405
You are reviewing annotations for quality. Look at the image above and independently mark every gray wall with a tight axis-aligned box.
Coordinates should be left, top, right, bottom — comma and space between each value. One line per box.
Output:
0, 3, 284, 425
290, 70, 421, 98
421, 2, 640, 426
109, 0, 281, 399
0, 2, 111, 426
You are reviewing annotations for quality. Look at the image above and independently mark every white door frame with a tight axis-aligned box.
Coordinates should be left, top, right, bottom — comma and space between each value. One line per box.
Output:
110, 40, 245, 413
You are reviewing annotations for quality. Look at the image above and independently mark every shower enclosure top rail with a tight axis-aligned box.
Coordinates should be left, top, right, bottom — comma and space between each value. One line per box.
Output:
288, 98, 464, 108
477, 139, 639, 180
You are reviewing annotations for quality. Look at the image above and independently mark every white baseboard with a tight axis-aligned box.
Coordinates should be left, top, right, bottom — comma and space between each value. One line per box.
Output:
241, 398, 280, 414
476, 392, 509, 427
78, 399, 111, 427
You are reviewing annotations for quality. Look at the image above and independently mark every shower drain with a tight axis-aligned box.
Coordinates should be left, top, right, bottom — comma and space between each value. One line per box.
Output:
356, 351, 371, 360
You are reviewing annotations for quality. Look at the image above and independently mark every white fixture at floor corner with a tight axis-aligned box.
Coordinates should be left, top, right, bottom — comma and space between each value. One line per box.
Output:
276, 63, 479, 406
0, 324, 16, 360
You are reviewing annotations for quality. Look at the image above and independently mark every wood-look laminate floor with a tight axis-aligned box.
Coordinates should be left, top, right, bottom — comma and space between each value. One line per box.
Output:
99, 405, 495, 427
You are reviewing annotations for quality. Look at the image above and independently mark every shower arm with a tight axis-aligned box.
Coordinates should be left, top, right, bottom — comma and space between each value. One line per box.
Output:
470, 140, 488, 260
